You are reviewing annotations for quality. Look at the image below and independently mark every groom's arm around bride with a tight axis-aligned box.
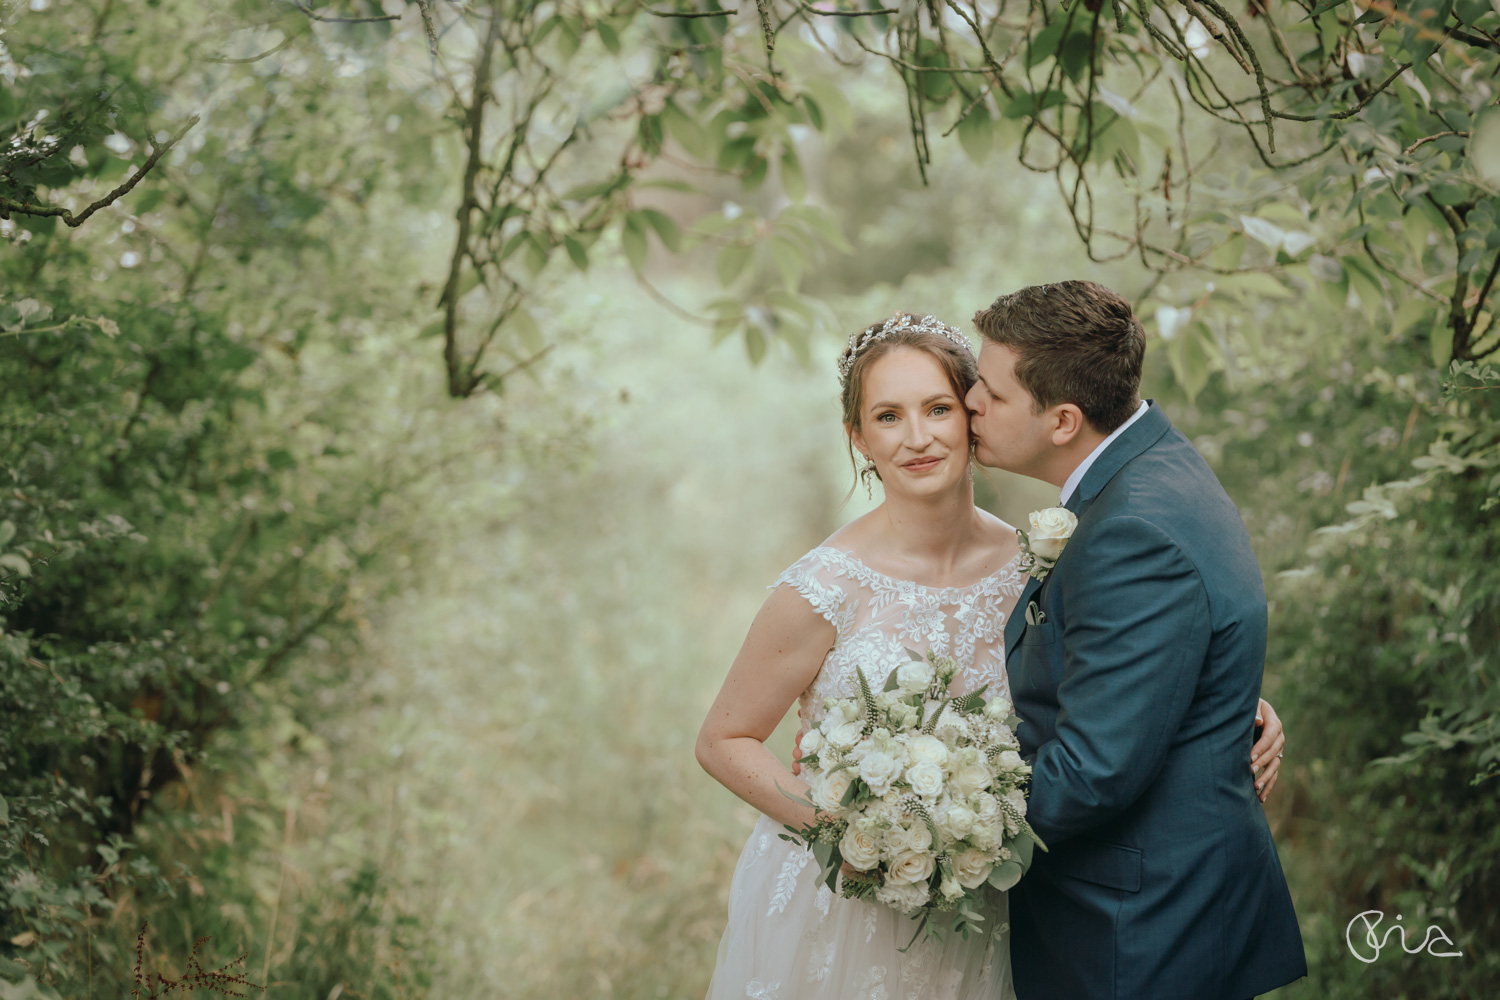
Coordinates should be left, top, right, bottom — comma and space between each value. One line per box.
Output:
966, 282, 1307, 1000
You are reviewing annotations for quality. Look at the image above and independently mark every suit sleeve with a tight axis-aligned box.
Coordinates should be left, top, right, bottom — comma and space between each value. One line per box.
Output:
1024, 514, 1209, 845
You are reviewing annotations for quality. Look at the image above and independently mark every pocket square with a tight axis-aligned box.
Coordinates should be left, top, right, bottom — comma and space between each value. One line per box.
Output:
1025, 601, 1047, 626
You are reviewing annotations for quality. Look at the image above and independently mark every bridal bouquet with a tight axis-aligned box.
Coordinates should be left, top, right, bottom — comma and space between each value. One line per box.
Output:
781, 649, 1046, 944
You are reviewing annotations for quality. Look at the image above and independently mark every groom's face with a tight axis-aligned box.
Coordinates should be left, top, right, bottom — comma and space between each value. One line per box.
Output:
966, 341, 1054, 476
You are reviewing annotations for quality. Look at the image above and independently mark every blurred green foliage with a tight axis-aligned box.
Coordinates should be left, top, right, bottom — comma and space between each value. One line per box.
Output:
1, 0, 1498, 997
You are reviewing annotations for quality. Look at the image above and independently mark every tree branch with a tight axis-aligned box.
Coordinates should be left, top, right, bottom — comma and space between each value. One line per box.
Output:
0, 115, 200, 228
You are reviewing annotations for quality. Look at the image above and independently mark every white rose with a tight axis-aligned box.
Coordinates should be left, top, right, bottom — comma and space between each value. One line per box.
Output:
953, 849, 994, 889
887, 820, 933, 854
940, 875, 964, 901
886, 850, 936, 886
858, 751, 901, 797
824, 720, 864, 749
983, 695, 1013, 720
951, 764, 992, 798
942, 803, 976, 839
1027, 507, 1078, 562
875, 879, 929, 914
799, 729, 824, 757
896, 660, 934, 693
907, 735, 950, 769
973, 792, 1000, 824
968, 821, 999, 851
906, 760, 945, 798
811, 769, 854, 812
840, 825, 882, 871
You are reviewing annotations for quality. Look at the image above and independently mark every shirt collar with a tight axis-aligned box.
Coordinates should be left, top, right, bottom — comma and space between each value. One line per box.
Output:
1060, 399, 1150, 506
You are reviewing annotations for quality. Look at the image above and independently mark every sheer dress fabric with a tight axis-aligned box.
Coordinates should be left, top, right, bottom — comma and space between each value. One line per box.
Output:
706, 546, 1026, 1000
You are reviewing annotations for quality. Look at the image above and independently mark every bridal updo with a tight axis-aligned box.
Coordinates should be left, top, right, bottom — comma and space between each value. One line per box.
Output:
838, 313, 979, 488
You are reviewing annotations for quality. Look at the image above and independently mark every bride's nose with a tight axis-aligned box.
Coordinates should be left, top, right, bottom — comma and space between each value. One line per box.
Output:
905, 414, 936, 449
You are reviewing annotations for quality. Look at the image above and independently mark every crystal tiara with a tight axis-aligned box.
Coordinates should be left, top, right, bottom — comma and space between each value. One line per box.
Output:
837, 313, 974, 390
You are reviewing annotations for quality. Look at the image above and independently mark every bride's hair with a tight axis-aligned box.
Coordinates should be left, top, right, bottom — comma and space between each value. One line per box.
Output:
839, 313, 979, 496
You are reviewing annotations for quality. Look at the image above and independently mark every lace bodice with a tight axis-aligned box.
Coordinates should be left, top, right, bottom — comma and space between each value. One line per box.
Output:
773, 546, 1027, 731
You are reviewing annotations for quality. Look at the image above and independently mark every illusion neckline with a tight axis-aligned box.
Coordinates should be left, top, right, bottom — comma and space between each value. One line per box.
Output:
809, 545, 1024, 596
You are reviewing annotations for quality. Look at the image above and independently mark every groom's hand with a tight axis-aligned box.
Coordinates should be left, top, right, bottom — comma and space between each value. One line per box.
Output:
1250, 697, 1285, 803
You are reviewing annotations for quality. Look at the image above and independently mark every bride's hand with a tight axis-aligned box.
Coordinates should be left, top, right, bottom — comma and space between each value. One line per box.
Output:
1250, 697, 1285, 803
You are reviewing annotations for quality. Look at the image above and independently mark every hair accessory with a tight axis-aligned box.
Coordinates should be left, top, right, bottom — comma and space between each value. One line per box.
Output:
838, 313, 973, 390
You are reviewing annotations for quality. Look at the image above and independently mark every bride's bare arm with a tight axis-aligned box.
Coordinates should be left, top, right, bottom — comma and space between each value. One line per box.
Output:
696, 585, 836, 830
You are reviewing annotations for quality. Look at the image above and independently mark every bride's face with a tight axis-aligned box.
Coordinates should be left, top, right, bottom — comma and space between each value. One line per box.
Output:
849, 347, 971, 499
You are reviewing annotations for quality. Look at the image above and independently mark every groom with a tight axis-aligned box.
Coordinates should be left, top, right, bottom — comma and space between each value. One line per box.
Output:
964, 281, 1306, 1000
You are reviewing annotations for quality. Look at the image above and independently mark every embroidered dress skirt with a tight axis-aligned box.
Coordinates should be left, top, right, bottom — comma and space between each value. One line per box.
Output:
705, 814, 1015, 1000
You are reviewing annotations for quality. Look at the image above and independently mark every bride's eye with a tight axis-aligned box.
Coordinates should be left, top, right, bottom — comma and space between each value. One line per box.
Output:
931, 405, 951, 417
876, 411, 898, 423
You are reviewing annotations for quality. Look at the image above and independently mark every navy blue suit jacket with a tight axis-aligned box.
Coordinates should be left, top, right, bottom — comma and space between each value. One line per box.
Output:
1005, 402, 1306, 1000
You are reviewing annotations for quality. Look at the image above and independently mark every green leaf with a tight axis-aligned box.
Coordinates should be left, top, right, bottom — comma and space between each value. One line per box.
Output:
1026, 20, 1067, 68
0, 553, 30, 577
1304, 0, 1351, 17
780, 147, 806, 201
1167, 324, 1213, 403
743, 155, 769, 190
956, 104, 993, 165
770, 235, 804, 291
800, 79, 855, 135
988, 859, 1023, 891
0, 521, 14, 547
621, 213, 649, 272
662, 101, 708, 160
596, 20, 620, 55
1430, 316, 1455, 368
717, 243, 752, 285
745, 326, 767, 364
510, 308, 545, 354
564, 236, 589, 271
640, 208, 683, 252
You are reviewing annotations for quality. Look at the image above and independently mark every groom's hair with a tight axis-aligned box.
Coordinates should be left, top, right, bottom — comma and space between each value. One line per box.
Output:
972, 280, 1145, 433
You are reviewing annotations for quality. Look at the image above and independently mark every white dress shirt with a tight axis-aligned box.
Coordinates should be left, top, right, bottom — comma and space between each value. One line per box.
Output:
1060, 399, 1151, 506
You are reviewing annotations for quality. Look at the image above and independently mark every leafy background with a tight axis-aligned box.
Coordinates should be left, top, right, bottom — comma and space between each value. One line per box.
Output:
2, 0, 1497, 997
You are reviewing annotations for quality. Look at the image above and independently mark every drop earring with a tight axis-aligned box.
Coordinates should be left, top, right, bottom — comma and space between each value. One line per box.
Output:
861, 458, 878, 499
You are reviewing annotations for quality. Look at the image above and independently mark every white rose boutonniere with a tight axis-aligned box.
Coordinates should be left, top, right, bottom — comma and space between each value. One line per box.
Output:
1017, 507, 1078, 581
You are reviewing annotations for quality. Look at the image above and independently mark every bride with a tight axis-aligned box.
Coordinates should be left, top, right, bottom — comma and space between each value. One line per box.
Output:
695, 313, 1283, 999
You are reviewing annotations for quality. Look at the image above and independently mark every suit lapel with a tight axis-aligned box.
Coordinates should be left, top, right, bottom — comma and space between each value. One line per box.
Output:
1002, 402, 1175, 661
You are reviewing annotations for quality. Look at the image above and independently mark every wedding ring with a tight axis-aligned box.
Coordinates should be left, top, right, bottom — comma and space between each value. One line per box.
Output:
1275, 752, 1284, 759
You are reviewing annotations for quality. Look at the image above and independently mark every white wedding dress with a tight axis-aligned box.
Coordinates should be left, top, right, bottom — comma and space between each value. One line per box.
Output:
706, 546, 1027, 1000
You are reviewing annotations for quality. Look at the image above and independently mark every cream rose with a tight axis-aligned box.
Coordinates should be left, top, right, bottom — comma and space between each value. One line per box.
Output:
799, 728, 824, 757
875, 879, 929, 914
896, 660, 934, 693
1027, 507, 1078, 562
953, 849, 994, 889
907, 735, 950, 769
942, 803, 976, 839
823, 720, 864, 749
940, 875, 964, 901
983, 695, 1013, 720
951, 763, 992, 798
840, 825, 882, 870
997, 749, 1024, 771
906, 760, 945, 798
858, 751, 901, 797
811, 769, 854, 812
886, 849, 936, 886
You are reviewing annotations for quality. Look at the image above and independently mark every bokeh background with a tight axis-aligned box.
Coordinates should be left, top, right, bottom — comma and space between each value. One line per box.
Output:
3, 2, 1497, 998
